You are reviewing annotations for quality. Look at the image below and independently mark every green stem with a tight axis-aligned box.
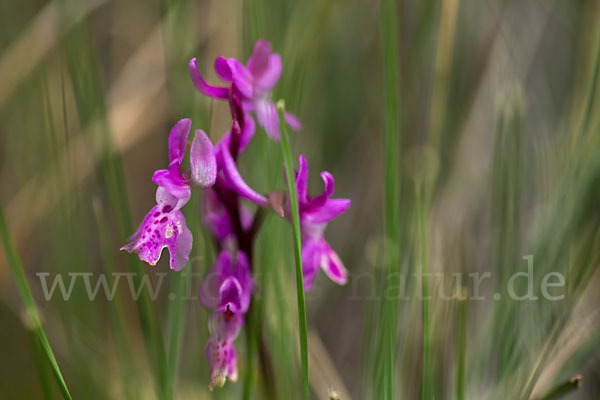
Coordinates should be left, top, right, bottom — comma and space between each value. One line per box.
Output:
165, 269, 188, 400
538, 375, 582, 400
278, 101, 309, 400
29, 328, 55, 400
0, 204, 72, 400
417, 184, 430, 400
380, 0, 401, 396
456, 290, 468, 400
92, 199, 135, 400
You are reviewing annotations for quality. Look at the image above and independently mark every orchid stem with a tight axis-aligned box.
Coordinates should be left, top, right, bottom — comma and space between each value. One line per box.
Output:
278, 100, 310, 400
0, 203, 72, 400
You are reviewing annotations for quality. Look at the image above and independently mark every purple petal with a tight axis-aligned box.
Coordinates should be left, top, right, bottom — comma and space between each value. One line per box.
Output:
256, 54, 281, 90
121, 204, 192, 271
301, 221, 327, 240
205, 212, 233, 242
218, 276, 243, 313
168, 118, 191, 165
301, 238, 322, 291
240, 204, 254, 231
284, 111, 302, 131
208, 312, 242, 342
199, 252, 232, 309
213, 251, 234, 280
203, 191, 231, 239
305, 172, 335, 210
226, 58, 254, 99
152, 169, 191, 208
321, 241, 348, 285
214, 56, 232, 82
303, 198, 351, 224
234, 251, 254, 312
206, 338, 238, 390
217, 142, 268, 206
155, 186, 177, 206
190, 129, 217, 187
240, 114, 256, 152
189, 58, 229, 99
296, 155, 309, 204
169, 219, 193, 271
256, 100, 280, 140
247, 39, 272, 78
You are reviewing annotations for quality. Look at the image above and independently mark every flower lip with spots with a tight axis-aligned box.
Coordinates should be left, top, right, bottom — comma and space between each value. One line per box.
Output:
121, 118, 217, 270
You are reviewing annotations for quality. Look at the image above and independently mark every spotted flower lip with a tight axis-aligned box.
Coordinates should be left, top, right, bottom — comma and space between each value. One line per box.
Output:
293, 154, 351, 290
121, 119, 216, 270
189, 39, 301, 140
205, 337, 238, 390
120, 187, 193, 270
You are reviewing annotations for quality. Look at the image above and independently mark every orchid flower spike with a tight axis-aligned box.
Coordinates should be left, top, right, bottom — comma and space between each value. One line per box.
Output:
189, 39, 301, 140
294, 155, 351, 290
121, 119, 217, 270
200, 251, 254, 389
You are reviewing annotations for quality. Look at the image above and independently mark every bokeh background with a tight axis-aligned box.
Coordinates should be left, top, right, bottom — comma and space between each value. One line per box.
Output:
1, 0, 599, 399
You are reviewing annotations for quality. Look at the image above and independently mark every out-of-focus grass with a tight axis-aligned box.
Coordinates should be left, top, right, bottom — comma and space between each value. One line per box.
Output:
1, 0, 600, 399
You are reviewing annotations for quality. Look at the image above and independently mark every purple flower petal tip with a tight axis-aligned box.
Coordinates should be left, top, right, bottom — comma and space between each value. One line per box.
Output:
290, 156, 350, 289
214, 56, 232, 82
168, 118, 192, 164
284, 111, 302, 131
217, 141, 268, 206
190, 129, 217, 187
189, 57, 229, 99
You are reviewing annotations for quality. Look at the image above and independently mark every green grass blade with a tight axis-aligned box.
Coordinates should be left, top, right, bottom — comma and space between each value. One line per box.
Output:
379, 0, 401, 397
455, 290, 468, 400
164, 269, 187, 400
0, 204, 72, 400
416, 184, 430, 400
277, 101, 309, 400
29, 328, 55, 400
91, 198, 136, 400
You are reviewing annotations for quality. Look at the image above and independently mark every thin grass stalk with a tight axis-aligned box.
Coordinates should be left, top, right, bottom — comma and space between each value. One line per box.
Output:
92, 198, 135, 400
455, 289, 468, 400
277, 101, 309, 400
428, 0, 460, 154
0, 204, 72, 400
519, 224, 600, 400
379, 0, 401, 396
165, 267, 188, 400
29, 328, 55, 400
416, 183, 431, 400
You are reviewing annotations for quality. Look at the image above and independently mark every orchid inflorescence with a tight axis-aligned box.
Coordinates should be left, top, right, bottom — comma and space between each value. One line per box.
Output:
121, 39, 351, 390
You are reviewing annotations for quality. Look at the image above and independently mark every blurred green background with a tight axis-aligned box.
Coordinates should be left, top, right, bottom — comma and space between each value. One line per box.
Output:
1, 0, 599, 399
